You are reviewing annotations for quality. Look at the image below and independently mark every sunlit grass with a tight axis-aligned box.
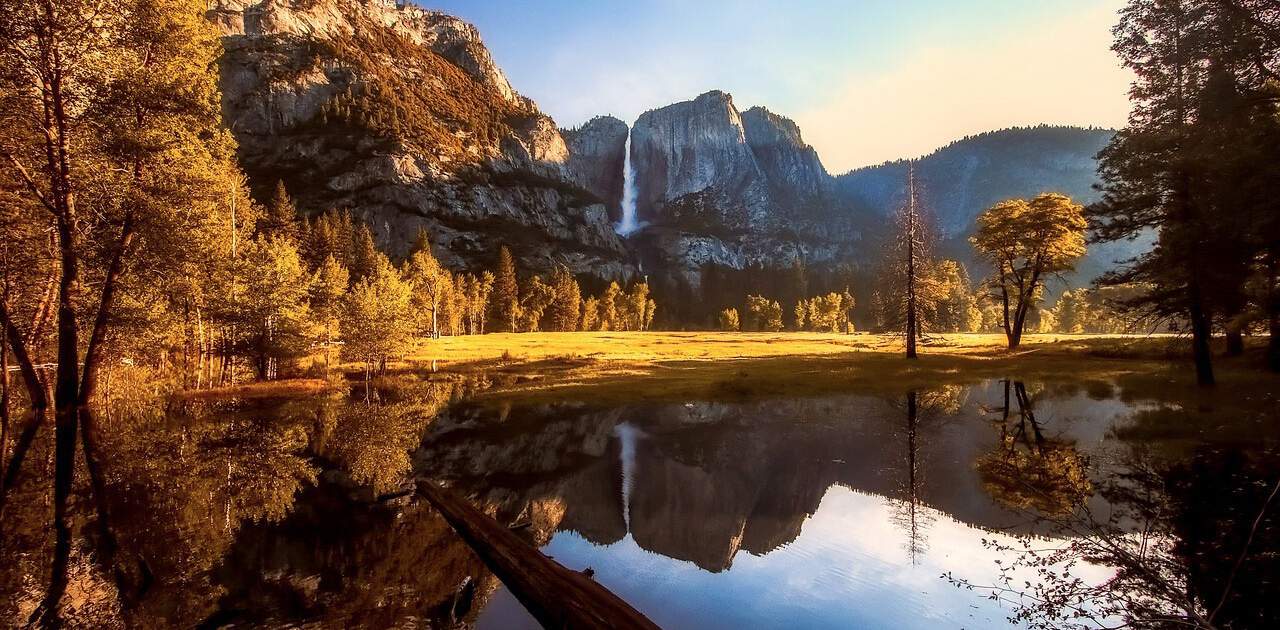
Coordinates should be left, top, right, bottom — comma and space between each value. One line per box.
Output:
181, 330, 1279, 414
388, 331, 1248, 405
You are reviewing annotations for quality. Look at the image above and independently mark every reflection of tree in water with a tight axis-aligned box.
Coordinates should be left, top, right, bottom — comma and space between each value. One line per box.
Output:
955, 385, 1280, 629
313, 380, 458, 496
887, 387, 964, 563
0, 378, 480, 628
976, 380, 1092, 517
889, 392, 930, 563
0, 399, 321, 626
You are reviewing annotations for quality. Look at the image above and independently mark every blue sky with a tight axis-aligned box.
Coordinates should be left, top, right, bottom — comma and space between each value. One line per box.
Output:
425, 0, 1132, 172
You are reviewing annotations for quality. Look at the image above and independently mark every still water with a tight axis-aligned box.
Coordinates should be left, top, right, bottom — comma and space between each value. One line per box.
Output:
1, 375, 1277, 628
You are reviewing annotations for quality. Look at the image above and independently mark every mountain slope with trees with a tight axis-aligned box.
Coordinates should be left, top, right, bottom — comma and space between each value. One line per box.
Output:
209, 0, 633, 280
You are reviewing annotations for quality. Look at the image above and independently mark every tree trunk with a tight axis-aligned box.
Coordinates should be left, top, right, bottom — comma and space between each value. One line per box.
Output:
999, 265, 1014, 348
904, 166, 919, 359
1009, 299, 1028, 350
1225, 327, 1244, 357
431, 302, 439, 339
1268, 252, 1280, 372
0, 322, 9, 496
196, 305, 205, 389
1189, 282, 1216, 386
417, 479, 660, 630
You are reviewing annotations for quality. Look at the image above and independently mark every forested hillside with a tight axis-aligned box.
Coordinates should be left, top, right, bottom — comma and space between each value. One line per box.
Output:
835, 126, 1115, 235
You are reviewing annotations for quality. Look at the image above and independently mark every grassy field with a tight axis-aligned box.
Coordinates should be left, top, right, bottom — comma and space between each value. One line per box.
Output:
407, 331, 1195, 365
391, 331, 1264, 405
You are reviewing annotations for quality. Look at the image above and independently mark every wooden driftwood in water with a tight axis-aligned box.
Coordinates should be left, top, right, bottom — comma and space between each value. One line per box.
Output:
416, 478, 661, 630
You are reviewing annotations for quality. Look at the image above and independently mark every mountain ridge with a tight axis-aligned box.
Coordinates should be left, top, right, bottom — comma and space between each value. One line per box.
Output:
206, 1, 1137, 305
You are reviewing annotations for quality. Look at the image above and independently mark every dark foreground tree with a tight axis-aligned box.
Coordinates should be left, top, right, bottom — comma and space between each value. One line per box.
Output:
1091, 0, 1280, 384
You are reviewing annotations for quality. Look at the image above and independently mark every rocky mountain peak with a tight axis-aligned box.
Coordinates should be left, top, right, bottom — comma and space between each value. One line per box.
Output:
209, 0, 519, 104
740, 106, 804, 147
563, 115, 630, 220
631, 90, 768, 229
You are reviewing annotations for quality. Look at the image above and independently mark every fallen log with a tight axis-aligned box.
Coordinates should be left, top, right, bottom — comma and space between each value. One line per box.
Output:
416, 478, 660, 630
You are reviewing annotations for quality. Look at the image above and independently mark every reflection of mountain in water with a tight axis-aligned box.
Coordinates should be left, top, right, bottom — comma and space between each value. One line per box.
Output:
6, 376, 1277, 629
414, 386, 1062, 572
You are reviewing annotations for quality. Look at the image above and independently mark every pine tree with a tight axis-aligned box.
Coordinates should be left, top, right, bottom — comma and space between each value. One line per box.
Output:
894, 164, 930, 358
350, 222, 380, 284
310, 255, 350, 368
493, 246, 520, 332
1086, 0, 1279, 383
260, 180, 302, 243
546, 265, 581, 332
409, 226, 432, 256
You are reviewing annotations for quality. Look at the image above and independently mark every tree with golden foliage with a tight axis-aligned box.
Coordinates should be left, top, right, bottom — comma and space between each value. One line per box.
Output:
310, 255, 350, 369
1, 0, 243, 618
545, 265, 581, 332
971, 193, 1086, 349
403, 233, 451, 338
493, 246, 519, 332
341, 256, 413, 381
718, 308, 740, 331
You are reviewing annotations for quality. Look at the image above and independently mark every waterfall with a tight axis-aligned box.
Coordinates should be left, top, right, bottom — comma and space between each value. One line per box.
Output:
615, 423, 640, 531
617, 131, 640, 235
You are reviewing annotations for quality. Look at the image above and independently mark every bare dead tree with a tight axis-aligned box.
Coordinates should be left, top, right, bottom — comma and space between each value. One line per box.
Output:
897, 163, 927, 359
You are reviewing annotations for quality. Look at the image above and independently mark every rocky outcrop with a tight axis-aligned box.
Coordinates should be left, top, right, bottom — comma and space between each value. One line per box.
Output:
625, 91, 850, 291
631, 91, 773, 231
563, 116, 629, 221
208, 0, 632, 279
741, 106, 829, 206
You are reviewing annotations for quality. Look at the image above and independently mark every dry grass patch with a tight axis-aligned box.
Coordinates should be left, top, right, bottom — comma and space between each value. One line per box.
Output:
174, 378, 337, 401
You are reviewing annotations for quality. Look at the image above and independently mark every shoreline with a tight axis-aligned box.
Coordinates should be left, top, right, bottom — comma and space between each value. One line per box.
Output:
177, 332, 1277, 407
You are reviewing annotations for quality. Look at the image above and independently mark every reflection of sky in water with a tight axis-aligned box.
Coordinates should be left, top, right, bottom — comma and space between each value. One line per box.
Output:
479, 485, 1113, 629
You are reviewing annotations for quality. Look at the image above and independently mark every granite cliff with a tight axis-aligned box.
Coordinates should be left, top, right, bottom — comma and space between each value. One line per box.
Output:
207, 0, 632, 279
562, 115, 629, 223
624, 91, 850, 290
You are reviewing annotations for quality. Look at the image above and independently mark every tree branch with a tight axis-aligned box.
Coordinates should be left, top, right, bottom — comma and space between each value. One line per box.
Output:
1, 151, 58, 216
